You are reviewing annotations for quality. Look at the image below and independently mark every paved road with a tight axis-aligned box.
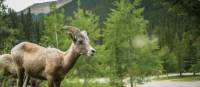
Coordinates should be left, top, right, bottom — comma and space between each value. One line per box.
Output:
79, 73, 200, 87
138, 80, 200, 87
125, 73, 200, 87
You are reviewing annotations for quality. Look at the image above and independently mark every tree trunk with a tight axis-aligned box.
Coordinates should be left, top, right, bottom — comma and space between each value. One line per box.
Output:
130, 75, 133, 87
83, 79, 87, 87
180, 71, 182, 77
193, 71, 196, 76
55, 31, 58, 48
83, 75, 88, 87
166, 72, 168, 77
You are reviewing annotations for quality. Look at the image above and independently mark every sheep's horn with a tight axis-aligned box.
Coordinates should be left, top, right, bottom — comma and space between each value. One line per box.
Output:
62, 26, 72, 30
61, 26, 67, 30
62, 26, 80, 32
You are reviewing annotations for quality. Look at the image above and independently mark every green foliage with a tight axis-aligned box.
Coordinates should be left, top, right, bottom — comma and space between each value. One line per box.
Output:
67, 8, 112, 87
104, 0, 138, 86
41, 8, 70, 50
0, 4, 18, 53
68, 8, 100, 78
191, 37, 200, 73
0, 0, 6, 16
144, 0, 200, 76
159, 47, 178, 73
191, 62, 200, 73
68, 8, 100, 41
104, 0, 161, 86
132, 36, 162, 76
155, 0, 200, 22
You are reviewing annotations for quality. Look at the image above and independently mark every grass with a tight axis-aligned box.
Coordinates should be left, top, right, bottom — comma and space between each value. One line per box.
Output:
40, 82, 112, 87
154, 75, 200, 81
40, 78, 112, 87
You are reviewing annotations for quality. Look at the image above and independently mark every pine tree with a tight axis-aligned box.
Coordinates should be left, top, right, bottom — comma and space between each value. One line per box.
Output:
173, 34, 184, 76
0, 0, 17, 53
159, 46, 178, 74
191, 37, 200, 75
24, 8, 33, 41
68, 9, 99, 42
104, 0, 152, 86
41, 3, 69, 50
67, 8, 111, 86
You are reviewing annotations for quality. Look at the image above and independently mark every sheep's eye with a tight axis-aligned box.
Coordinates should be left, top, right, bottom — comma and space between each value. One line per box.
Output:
78, 40, 83, 44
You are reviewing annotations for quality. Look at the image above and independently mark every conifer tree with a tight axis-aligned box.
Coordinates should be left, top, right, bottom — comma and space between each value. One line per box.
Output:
104, 0, 153, 86
68, 8, 111, 86
41, 3, 69, 50
0, 0, 17, 53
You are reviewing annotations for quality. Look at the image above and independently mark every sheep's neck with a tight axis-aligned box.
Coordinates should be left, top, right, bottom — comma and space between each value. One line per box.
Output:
63, 43, 80, 73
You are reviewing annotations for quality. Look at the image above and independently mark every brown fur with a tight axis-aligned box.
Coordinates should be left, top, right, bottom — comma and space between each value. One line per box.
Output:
11, 26, 95, 87
0, 54, 40, 87
0, 54, 17, 78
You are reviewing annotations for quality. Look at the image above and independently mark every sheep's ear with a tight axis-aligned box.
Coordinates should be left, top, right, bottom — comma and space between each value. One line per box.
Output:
63, 26, 80, 42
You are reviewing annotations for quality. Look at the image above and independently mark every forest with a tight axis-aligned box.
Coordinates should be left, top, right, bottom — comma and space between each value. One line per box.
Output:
0, 0, 200, 87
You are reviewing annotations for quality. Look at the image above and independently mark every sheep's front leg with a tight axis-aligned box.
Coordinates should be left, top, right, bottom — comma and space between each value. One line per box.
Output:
47, 75, 62, 87
31, 79, 40, 87
17, 68, 25, 87
47, 75, 54, 87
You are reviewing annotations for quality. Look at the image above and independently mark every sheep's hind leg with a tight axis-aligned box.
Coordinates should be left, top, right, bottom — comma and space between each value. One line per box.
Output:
22, 73, 30, 87
54, 80, 61, 87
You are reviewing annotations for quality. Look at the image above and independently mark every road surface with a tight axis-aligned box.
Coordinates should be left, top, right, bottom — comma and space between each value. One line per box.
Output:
138, 80, 200, 87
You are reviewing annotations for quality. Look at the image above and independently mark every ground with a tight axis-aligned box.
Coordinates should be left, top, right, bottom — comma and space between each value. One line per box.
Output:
136, 74, 200, 87
138, 80, 200, 87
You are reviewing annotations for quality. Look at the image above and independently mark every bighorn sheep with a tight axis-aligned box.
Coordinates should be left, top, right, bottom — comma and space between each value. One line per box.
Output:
0, 54, 17, 86
11, 26, 96, 87
0, 54, 40, 87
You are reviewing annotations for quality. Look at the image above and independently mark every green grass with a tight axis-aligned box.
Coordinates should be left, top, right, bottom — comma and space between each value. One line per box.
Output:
154, 75, 200, 81
40, 79, 112, 87
61, 82, 112, 87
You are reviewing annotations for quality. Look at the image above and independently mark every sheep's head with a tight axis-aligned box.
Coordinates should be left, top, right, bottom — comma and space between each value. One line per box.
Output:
64, 26, 96, 56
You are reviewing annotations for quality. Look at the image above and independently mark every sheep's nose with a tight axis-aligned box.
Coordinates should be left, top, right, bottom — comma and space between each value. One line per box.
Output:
91, 49, 96, 53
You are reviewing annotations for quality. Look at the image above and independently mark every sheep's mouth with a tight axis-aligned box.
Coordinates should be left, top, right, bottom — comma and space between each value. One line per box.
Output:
86, 52, 95, 57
